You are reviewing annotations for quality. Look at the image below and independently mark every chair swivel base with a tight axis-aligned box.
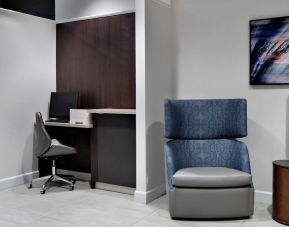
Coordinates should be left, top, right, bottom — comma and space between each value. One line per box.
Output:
45, 174, 75, 194
28, 160, 76, 194
28, 174, 76, 194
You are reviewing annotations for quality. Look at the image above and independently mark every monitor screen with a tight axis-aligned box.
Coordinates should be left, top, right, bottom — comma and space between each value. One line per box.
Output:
49, 92, 79, 120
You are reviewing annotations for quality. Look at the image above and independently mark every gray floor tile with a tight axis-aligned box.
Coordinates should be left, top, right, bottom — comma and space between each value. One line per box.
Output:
23, 217, 81, 227
241, 220, 284, 227
0, 207, 43, 226
0, 182, 279, 227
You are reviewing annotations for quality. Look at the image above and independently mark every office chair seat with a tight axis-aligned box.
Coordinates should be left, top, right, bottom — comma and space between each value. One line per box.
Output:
40, 139, 77, 158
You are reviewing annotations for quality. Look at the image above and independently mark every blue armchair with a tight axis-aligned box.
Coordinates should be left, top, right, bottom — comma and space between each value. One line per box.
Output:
164, 99, 254, 219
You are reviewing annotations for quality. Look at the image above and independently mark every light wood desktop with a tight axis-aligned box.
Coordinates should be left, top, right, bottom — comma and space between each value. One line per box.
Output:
87, 108, 136, 115
44, 122, 93, 128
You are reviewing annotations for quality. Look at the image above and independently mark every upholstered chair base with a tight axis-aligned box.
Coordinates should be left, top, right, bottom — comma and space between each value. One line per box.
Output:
169, 187, 254, 219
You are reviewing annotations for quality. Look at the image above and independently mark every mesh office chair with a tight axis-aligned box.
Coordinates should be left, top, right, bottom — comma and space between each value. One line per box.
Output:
29, 112, 77, 194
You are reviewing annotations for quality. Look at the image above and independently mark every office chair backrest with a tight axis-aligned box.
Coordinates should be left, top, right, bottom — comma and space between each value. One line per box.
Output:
34, 112, 51, 157
164, 99, 247, 140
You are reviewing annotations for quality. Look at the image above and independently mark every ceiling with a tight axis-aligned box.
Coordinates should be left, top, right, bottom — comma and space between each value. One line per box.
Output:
0, 0, 55, 20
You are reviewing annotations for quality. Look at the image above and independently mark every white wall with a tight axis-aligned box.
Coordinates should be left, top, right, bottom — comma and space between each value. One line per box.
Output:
172, 0, 289, 195
145, 0, 172, 197
135, 0, 173, 203
135, 0, 147, 201
56, 0, 135, 22
0, 9, 56, 182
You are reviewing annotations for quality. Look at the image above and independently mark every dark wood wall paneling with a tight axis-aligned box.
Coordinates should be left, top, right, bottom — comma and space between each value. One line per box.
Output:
50, 13, 136, 188
0, 0, 55, 20
56, 13, 136, 109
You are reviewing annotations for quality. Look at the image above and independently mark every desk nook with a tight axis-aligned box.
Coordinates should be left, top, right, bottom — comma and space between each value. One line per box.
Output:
38, 12, 136, 194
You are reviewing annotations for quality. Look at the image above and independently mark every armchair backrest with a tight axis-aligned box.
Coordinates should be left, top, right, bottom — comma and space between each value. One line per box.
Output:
164, 99, 247, 140
34, 112, 51, 157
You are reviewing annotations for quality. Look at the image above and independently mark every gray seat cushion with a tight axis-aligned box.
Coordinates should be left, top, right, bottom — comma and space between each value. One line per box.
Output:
172, 167, 252, 188
41, 139, 77, 158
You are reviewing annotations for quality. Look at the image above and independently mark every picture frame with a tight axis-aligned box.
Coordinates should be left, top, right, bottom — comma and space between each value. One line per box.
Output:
250, 16, 289, 85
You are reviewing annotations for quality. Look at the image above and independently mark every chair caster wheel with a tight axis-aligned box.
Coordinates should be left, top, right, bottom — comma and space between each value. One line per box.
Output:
40, 190, 46, 194
27, 183, 32, 189
69, 185, 74, 191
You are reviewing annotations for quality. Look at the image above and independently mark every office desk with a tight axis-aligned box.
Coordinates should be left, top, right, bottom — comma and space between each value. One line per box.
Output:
42, 109, 136, 190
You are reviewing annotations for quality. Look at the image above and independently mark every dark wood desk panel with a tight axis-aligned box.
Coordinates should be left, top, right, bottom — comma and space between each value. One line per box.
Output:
94, 114, 136, 188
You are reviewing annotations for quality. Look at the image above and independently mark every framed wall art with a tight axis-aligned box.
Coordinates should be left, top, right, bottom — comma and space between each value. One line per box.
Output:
250, 16, 289, 85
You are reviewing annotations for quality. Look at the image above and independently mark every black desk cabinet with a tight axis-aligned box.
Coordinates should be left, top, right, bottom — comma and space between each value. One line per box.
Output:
95, 114, 136, 188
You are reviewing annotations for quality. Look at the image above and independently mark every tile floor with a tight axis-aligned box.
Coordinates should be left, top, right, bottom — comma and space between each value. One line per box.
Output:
0, 180, 283, 227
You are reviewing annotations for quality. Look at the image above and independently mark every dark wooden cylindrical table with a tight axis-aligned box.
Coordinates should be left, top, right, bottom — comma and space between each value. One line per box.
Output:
273, 160, 289, 226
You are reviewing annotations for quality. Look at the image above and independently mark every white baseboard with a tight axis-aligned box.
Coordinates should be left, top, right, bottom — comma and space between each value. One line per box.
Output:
0, 171, 39, 190
134, 184, 166, 204
255, 190, 272, 204
95, 182, 135, 195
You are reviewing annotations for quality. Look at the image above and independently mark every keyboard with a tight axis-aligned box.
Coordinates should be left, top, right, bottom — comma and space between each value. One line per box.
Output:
45, 119, 69, 123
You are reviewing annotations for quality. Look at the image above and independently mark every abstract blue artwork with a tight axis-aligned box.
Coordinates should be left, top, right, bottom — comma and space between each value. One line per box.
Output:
250, 17, 289, 85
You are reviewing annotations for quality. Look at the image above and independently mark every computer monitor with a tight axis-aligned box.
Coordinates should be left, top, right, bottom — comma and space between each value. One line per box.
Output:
49, 92, 79, 120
